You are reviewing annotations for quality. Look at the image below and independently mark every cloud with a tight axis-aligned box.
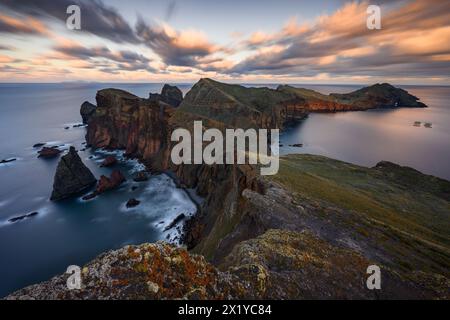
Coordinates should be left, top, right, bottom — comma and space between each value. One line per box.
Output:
51, 41, 156, 73
0, 0, 139, 43
135, 19, 219, 67
227, 0, 450, 79
0, 13, 48, 35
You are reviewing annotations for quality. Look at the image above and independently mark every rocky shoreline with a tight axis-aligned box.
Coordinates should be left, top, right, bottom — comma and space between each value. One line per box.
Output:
7, 80, 449, 300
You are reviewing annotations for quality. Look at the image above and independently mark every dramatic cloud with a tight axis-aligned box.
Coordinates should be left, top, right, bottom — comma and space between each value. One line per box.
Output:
0, 13, 48, 35
136, 19, 219, 67
0, 0, 139, 43
0, 0, 449, 83
228, 0, 450, 78
51, 42, 156, 73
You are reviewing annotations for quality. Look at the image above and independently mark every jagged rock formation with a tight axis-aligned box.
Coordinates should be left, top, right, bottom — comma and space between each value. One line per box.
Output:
11, 79, 445, 299
86, 88, 174, 159
50, 147, 96, 201
80, 101, 96, 124
149, 84, 183, 107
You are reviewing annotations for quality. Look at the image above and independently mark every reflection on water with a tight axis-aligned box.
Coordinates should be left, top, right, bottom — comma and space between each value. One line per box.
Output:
280, 86, 450, 180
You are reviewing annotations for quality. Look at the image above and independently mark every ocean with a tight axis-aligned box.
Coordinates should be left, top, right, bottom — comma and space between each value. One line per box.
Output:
0, 82, 449, 297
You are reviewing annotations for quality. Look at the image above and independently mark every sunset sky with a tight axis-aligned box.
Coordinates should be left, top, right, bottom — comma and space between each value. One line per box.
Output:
0, 0, 449, 84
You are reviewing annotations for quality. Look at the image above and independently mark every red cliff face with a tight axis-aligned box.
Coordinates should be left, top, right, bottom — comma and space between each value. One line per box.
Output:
86, 88, 174, 160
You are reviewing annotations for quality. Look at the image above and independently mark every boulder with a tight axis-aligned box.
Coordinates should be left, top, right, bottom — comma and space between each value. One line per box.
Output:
100, 155, 117, 167
83, 170, 126, 200
80, 101, 96, 124
133, 171, 149, 182
164, 213, 186, 231
0, 158, 16, 164
38, 147, 61, 158
126, 198, 140, 208
50, 147, 97, 201
96, 170, 126, 194
8, 212, 38, 223
33, 143, 45, 148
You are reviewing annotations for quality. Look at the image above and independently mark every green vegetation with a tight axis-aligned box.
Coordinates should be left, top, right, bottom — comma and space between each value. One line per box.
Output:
270, 154, 450, 275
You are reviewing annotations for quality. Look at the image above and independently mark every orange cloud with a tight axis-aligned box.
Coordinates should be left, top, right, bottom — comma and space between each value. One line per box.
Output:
0, 14, 48, 35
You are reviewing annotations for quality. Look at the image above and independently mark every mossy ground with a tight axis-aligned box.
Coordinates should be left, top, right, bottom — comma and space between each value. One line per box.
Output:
269, 154, 450, 277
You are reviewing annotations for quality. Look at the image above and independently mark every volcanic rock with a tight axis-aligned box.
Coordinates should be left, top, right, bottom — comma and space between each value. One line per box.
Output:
80, 101, 96, 124
149, 84, 183, 107
96, 170, 126, 194
126, 198, 140, 208
0, 158, 16, 164
100, 155, 117, 167
133, 171, 149, 182
8, 212, 38, 223
38, 147, 61, 158
50, 147, 97, 201
164, 213, 186, 231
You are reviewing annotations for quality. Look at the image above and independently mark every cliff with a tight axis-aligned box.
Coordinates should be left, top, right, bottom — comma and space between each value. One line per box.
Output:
277, 82, 427, 112
8, 154, 449, 299
86, 88, 174, 160
10, 79, 445, 299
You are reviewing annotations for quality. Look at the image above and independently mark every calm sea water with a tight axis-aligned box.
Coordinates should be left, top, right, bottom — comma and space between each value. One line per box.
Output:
0, 83, 449, 297
279, 85, 450, 180
0, 83, 195, 297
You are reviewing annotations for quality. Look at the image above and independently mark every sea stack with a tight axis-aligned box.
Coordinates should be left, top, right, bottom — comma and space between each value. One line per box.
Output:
50, 147, 97, 201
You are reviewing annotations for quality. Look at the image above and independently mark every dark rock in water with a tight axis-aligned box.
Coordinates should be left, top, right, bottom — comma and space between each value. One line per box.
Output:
33, 143, 45, 148
50, 147, 97, 201
131, 186, 138, 191
149, 84, 183, 107
133, 171, 149, 182
64, 127, 70, 130
289, 143, 303, 147
38, 147, 61, 158
80, 101, 96, 124
100, 155, 117, 167
0, 158, 16, 164
97, 170, 126, 194
83, 170, 126, 200
424, 123, 432, 128
8, 211, 38, 223
82, 193, 97, 201
164, 213, 186, 231
413, 121, 421, 127
126, 198, 140, 208
26, 212, 38, 218
72, 123, 85, 128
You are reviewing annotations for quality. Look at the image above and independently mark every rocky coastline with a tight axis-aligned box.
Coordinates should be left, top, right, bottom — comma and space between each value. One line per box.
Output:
7, 80, 449, 300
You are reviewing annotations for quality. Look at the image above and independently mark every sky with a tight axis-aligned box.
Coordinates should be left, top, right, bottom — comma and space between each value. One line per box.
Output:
0, 0, 449, 84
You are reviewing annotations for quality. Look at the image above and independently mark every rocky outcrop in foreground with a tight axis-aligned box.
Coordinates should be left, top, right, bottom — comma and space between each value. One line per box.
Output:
50, 147, 97, 201
8, 228, 444, 300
